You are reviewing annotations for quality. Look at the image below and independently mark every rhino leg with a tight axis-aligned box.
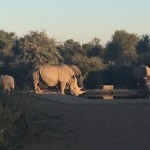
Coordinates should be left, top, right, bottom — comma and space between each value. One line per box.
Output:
34, 81, 42, 94
36, 86, 43, 94
145, 78, 150, 92
60, 82, 66, 94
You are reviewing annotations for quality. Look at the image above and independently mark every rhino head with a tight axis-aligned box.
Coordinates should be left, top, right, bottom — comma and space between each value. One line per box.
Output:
69, 75, 86, 96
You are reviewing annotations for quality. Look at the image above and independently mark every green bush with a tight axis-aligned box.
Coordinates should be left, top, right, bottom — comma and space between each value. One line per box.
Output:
84, 65, 136, 89
0, 92, 27, 150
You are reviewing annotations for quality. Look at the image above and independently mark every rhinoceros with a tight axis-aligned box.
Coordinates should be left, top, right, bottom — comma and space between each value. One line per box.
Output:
0, 75, 15, 92
32, 65, 86, 96
133, 65, 150, 90
60, 64, 84, 88
69, 65, 84, 88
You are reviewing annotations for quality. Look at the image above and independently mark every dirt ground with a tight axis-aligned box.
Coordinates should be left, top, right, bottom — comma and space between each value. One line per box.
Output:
21, 93, 150, 150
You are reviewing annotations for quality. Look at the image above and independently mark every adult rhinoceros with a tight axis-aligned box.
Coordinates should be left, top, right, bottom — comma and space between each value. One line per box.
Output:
0, 75, 15, 92
32, 65, 85, 96
133, 65, 150, 91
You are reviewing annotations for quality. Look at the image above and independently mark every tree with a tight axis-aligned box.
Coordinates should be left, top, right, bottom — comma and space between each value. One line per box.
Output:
71, 54, 106, 76
82, 37, 103, 58
0, 30, 16, 64
136, 34, 150, 65
104, 30, 139, 65
61, 39, 82, 64
13, 31, 63, 67
136, 34, 150, 54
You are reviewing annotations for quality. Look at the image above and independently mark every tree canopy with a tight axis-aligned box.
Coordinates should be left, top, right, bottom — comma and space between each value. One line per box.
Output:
13, 31, 63, 67
136, 34, 150, 65
0, 30, 16, 64
104, 30, 139, 65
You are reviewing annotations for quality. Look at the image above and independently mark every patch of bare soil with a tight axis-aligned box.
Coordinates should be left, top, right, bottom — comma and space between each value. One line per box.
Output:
21, 93, 150, 150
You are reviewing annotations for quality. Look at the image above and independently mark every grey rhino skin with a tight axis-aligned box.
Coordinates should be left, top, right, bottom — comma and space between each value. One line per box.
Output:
133, 65, 150, 91
69, 65, 84, 88
61, 64, 84, 88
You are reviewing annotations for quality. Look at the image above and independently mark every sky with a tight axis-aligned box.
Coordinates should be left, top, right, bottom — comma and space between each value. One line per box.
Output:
0, 0, 150, 45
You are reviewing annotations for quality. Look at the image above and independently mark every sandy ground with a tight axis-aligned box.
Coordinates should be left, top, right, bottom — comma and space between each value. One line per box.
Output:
21, 93, 150, 150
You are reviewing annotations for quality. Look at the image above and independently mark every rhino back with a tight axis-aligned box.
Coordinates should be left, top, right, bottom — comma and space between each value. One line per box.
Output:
38, 65, 75, 86
133, 65, 150, 81
0, 75, 14, 90
59, 65, 75, 83
39, 65, 59, 86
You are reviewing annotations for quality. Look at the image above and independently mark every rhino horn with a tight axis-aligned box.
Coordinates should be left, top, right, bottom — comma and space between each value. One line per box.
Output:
78, 89, 87, 95
78, 87, 82, 90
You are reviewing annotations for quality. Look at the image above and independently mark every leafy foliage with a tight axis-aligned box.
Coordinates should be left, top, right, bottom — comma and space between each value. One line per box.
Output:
60, 39, 83, 64
13, 31, 63, 67
0, 92, 27, 150
82, 37, 103, 58
136, 34, 150, 65
104, 30, 139, 65
71, 54, 107, 76
136, 34, 150, 54
84, 64, 135, 89
0, 30, 16, 64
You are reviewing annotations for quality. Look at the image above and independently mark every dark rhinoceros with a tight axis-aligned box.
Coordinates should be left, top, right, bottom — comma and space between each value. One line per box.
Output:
133, 65, 150, 91
60, 64, 84, 88
69, 65, 84, 88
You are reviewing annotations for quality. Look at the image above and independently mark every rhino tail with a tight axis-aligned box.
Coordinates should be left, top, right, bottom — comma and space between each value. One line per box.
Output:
33, 66, 40, 85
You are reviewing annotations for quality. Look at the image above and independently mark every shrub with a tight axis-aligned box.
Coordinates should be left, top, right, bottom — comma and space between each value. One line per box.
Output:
0, 92, 27, 150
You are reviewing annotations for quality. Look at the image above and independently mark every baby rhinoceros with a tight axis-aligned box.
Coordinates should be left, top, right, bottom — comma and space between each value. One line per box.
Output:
0, 75, 15, 93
